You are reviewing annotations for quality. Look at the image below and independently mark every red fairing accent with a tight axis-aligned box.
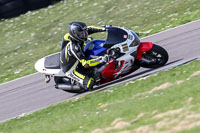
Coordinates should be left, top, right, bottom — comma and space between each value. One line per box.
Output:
101, 60, 125, 83
136, 42, 153, 60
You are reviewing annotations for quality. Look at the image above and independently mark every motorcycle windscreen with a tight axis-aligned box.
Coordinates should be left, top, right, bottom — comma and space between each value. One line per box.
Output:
104, 27, 128, 48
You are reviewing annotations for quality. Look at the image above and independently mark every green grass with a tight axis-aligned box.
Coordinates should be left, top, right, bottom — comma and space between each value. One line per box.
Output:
1, 0, 200, 83
1, 60, 200, 133
1, 0, 200, 132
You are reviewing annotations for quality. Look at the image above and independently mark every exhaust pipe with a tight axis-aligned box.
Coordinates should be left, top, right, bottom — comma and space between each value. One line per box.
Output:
55, 84, 80, 90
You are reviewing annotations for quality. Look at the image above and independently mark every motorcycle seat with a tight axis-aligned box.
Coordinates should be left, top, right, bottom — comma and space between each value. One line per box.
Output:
44, 53, 60, 69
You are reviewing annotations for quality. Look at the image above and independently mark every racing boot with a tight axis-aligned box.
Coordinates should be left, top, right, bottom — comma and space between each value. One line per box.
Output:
82, 76, 95, 90
71, 69, 95, 91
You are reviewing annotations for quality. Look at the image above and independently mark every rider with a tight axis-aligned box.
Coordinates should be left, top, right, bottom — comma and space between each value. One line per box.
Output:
60, 21, 108, 90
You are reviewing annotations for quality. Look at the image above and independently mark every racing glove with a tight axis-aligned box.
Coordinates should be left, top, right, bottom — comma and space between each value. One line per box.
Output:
102, 25, 112, 31
99, 54, 111, 63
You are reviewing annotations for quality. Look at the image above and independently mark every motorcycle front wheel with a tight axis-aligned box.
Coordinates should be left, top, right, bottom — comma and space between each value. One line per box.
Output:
138, 44, 169, 68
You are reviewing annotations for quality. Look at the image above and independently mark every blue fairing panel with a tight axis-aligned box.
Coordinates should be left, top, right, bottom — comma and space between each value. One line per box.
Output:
84, 40, 106, 59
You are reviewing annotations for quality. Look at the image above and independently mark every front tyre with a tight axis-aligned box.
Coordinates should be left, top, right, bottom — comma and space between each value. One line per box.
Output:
138, 44, 169, 68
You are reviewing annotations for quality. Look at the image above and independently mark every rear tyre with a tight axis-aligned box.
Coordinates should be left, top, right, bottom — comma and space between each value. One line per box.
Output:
64, 88, 86, 94
54, 76, 64, 84
138, 44, 169, 68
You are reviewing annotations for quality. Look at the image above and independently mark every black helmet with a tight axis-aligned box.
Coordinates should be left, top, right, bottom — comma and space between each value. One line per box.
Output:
68, 22, 88, 42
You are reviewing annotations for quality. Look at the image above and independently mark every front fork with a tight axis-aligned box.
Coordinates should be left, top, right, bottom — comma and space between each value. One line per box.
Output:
135, 42, 154, 64
136, 42, 153, 60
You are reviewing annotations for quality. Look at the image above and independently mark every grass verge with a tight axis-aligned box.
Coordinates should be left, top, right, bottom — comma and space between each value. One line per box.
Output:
1, 0, 200, 83
1, 0, 200, 132
0, 60, 200, 133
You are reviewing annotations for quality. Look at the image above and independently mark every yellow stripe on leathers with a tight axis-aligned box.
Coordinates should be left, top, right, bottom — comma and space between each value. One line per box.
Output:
87, 25, 103, 30
64, 33, 70, 40
73, 69, 85, 79
60, 56, 63, 64
87, 78, 94, 88
65, 42, 71, 59
80, 58, 100, 67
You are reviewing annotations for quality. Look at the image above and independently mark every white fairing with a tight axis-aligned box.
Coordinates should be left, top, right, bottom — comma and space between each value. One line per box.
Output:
35, 26, 140, 80
34, 57, 65, 76
34, 57, 45, 73
109, 27, 140, 78
116, 55, 134, 76
111, 27, 139, 59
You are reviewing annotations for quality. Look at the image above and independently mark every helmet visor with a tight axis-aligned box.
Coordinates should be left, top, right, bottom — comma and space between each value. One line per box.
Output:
77, 30, 88, 40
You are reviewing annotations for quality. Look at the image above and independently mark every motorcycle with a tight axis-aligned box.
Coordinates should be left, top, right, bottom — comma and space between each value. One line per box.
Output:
35, 26, 169, 93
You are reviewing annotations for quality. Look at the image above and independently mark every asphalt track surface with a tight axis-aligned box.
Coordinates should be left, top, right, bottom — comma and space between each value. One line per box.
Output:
1, 19, 200, 122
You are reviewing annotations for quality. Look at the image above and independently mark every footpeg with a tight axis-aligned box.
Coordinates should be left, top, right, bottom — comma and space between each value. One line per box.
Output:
45, 75, 51, 83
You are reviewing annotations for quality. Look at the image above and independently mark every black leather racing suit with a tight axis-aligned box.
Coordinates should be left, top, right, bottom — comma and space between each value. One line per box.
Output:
60, 26, 106, 90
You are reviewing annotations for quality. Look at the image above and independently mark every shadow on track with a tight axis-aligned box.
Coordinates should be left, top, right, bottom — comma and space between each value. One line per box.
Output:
68, 59, 183, 95
94, 59, 182, 90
